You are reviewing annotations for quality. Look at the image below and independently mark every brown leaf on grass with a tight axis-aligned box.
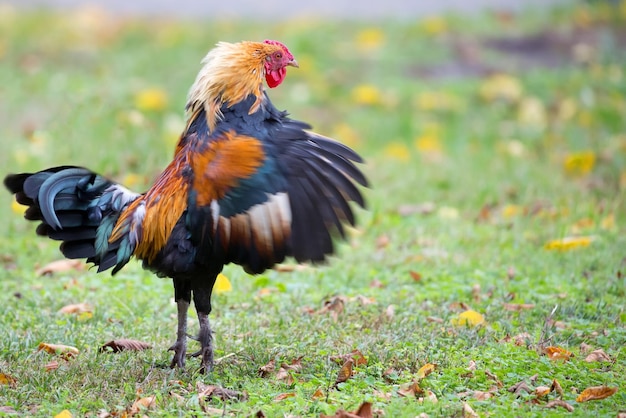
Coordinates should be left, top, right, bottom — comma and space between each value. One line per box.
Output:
398, 380, 423, 398
58, 303, 92, 315
100, 339, 152, 353
273, 263, 308, 273
38, 342, 79, 360
419, 390, 438, 403
508, 380, 533, 396
128, 395, 156, 416
321, 402, 373, 418
409, 271, 422, 282
0, 373, 16, 387
543, 346, 573, 361
258, 359, 276, 377
576, 386, 618, 402
312, 388, 325, 400
273, 392, 296, 402
196, 382, 248, 401
503, 303, 535, 311
580, 342, 593, 353
426, 316, 443, 323
473, 390, 494, 400
330, 349, 367, 366
44, 361, 60, 372
375, 234, 390, 249
334, 359, 354, 388
0, 406, 17, 414
545, 400, 575, 412
36, 259, 84, 276
467, 360, 477, 371
462, 402, 479, 418
485, 370, 503, 388
584, 349, 611, 363
551, 379, 564, 398
416, 363, 436, 379
317, 296, 345, 322
384, 304, 395, 319
397, 202, 436, 216
369, 279, 384, 288
535, 386, 551, 397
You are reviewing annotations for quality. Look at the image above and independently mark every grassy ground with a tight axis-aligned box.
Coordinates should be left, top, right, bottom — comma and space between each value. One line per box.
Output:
1, 2, 625, 417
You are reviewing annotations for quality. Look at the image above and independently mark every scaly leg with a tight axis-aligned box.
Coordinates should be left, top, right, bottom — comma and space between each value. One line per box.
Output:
191, 311, 214, 373
169, 279, 191, 369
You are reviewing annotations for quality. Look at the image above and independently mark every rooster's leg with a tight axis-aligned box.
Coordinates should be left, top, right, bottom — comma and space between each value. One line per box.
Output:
190, 281, 215, 373
169, 279, 191, 368
191, 311, 214, 373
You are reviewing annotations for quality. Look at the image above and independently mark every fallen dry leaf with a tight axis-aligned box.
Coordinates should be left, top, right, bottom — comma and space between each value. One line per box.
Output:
416, 363, 436, 379
419, 390, 438, 403
451, 310, 485, 327
38, 342, 79, 360
384, 304, 395, 319
258, 359, 276, 377
100, 339, 152, 353
196, 382, 248, 401
44, 361, 60, 372
334, 359, 354, 387
317, 296, 345, 322
508, 380, 533, 396
584, 349, 611, 363
58, 303, 92, 315
467, 360, 477, 371
409, 271, 422, 282
536, 386, 551, 397
543, 346, 573, 361
330, 349, 367, 366
128, 395, 155, 415
473, 390, 494, 400
312, 388, 325, 400
576, 385, 618, 402
273, 392, 296, 402
54, 410, 72, 418
0, 373, 16, 387
545, 399, 575, 412
503, 303, 535, 311
580, 342, 593, 353
321, 401, 373, 418
462, 402, 479, 418
0, 407, 17, 415
398, 380, 423, 398
551, 379, 564, 398
36, 259, 84, 276
485, 370, 503, 388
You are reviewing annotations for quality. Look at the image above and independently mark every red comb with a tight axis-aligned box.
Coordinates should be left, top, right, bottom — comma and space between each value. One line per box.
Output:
264, 39, 292, 57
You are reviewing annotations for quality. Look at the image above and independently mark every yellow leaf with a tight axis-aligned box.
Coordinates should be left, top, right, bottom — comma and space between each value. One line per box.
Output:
352, 84, 382, 106
134, 88, 168, 112
383, 142, 410, 162
355, 28, 385, 51
416, 363, 436, 379
11, 199, 27, 215
38, 343, 79, 359
129, 395, 156, 414
479, 74, 523, 102
543, 346, 573, 361
517, 96, 547, 128
420, 16, 447, 36
576, 385, 618, 402
414, 134, 443, 154
54, 410, 73, 418
0, 373, 16, 386
563, 151, 596, 176
451, 310, 485, 327
213, 273, 232, 294
58, 303, 92, 315
544, 236, 593, 251
501, 204, 523, 219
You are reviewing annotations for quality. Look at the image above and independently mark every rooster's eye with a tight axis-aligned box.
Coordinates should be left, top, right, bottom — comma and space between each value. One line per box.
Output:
275, 52, 282, 59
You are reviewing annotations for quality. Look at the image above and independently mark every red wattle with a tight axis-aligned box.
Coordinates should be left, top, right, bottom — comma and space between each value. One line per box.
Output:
265, 68, 286, 88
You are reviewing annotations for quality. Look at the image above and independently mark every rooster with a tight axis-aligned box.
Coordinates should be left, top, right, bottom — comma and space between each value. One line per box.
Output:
4, 40, 367, 372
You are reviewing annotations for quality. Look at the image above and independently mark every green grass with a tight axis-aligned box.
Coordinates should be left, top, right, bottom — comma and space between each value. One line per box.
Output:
1, 2, 625, 416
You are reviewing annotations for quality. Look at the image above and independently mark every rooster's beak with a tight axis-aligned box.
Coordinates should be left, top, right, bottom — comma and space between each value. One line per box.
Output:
287, 59, 299, 68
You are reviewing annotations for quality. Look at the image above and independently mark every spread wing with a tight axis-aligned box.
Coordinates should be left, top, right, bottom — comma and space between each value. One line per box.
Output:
187, 115, 367, 274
